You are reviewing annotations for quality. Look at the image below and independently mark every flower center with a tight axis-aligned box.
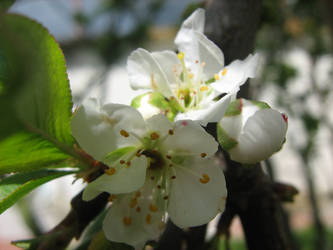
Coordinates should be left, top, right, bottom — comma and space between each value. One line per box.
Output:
172, 52, 213, 111
142, 149, 165, 170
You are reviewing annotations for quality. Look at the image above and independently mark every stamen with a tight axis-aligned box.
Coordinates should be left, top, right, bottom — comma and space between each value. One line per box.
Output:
169, 163, 173, 167
166, 155, 172, 159
149, 204, 159, 212
150, 132, 160, 140
200, 86, 208, 92
150, 176, 155, 180
188, 73, 194, 79
120, 160, 125, 164
171, 175, 176, 180
200, 153, 207, 158
126, 161, 131, 167
146, 214, 152, 224
123, 216, 132, 226
104, 167, 116, 176
163, 196, 169, 200
201, 62, 206, 67
136, 206, 141, 212
282, 113, 288, 123
168, 129, 174, 135
214, 74, 220, 80
195, 60, 199, 64
129, 198, 137, 208
200, 173, 210, 184
177, 52, 184, 60
120, 129, 129, 137
221, 68, 227, 76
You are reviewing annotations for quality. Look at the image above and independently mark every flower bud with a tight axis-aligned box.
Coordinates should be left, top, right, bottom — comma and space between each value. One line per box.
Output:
217, 99, 288, 164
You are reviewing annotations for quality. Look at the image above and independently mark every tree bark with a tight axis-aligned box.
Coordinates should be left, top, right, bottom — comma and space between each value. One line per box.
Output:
205, 1, 295, 249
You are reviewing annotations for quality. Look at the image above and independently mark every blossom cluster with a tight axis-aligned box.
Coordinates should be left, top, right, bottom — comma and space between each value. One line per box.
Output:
71, 8, 288, 250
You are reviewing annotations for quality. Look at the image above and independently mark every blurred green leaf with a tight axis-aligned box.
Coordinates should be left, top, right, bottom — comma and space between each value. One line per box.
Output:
0, 14, 74, 145
0, 169, 74, 214
0, 0, 14, 11
0, 132, 73, 174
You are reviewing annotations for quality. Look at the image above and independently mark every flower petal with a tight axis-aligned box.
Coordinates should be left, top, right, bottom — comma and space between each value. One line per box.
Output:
174, 94, 232, 126
211, 54, 259, 93
230, 109, 287, 163
103, 192, 164, 249
127, 48, 173, 98
82, 155, 148, 201
168, 157, 227, 228
71, 98, 118, 161
101, 102, 147, 141
176, 8, 205, 35
151, 50, 180, 86
163, 120, 218, 157
176, 30, 224, 81
145, 114, 173, 137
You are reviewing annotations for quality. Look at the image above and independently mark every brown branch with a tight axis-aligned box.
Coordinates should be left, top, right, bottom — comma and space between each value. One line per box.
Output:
205, 1, 297, 249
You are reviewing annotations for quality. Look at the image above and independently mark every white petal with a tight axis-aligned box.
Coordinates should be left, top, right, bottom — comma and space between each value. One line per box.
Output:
163, 120, 218, 157
211, 54, 259, 93
71, 98, 118, 161
127, 48, 173, 98
82, 155, 148, 200
168, 157, 227, 228
230, 109, 287, 164
176, 8, 205, 35
175, 94, 232, 126
146, 114, 173, 137
103, 193, 164, 249
151, 50, 180, 85
101, 103, 147, 141
176, 30, 224, 80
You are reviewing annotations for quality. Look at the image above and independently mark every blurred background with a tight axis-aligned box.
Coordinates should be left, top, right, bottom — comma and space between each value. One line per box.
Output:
1, 0, 333, 249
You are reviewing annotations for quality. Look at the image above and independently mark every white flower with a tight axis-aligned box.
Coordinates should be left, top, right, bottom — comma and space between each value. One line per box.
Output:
217, 99, 288, 164
71, 98, 227, 249
127, 8, 258, 126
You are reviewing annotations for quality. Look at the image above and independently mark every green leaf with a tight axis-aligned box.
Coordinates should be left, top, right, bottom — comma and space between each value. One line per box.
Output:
0, 0, 14, 11
0, 132, 72, 174
104, 146, 137, 165
224, 99, 243, 117
0, 169, 74, 214
0, 14, 74, 145
217, 123, 238, 151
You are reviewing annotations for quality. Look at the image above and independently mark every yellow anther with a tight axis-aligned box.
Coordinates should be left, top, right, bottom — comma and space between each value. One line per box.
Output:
200, 152, 207, 158
120, 129, 129, 137
108, 194, 117, 202
177, 52, 184, 60
146, 214, 152, 224
221, 68, 227, 76
200, 173, 210, 184
214, 74, 220, 80
123, 216, 132, 226
149, 204, 159, 212
105, 167, 116, 176
188, 73, 194, 79
200, 86, 209, 92
129, 198, 137, 208
150, 132, 160, 140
